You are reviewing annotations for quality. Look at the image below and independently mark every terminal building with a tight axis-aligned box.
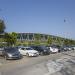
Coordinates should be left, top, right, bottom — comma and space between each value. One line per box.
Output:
0, 33, 59, 42
17, 33, 57, 41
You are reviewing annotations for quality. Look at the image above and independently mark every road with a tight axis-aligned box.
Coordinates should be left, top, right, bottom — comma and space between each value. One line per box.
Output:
0, 51, 75, 75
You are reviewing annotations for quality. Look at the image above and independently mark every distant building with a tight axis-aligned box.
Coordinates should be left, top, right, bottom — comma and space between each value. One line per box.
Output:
17, 33, 56, 41
0, 32, 60, 42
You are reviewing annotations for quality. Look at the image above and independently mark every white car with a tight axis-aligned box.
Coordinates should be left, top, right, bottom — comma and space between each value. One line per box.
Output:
71, 46, 75, 50
48, 46, 58, 53
73, 47, 75, 50
18, 47, 39, 56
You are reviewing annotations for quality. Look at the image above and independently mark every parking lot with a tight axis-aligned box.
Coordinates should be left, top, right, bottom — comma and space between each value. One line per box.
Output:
0, 50, 75, 75
0, 50, 74, 67
0, 56, 10, 65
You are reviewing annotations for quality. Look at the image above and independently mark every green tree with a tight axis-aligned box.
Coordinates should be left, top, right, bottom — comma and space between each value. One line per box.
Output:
4, 32, 17, 46
64, 39, 70, 46
47, 36, 53, 45
68, 39, 75, 46
11, 32, 17, 45
34, 34, 41, 40
0, 19, 6, 33
56, 37, 62, 46
34, 34, 41, 45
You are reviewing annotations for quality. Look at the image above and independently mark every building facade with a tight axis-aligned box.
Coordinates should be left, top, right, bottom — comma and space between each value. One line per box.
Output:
17, 33, 56, 41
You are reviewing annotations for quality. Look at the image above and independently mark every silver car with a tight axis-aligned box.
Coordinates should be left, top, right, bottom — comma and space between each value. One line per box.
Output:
3, 47, 22, 60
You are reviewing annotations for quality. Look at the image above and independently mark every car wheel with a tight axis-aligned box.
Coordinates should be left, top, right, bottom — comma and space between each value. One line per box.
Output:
26, 53, 29, 57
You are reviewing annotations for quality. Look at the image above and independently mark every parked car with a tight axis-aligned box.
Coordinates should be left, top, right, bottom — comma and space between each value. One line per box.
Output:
54, 45, 64, 53
3, 47, 22, 60
16, 46, 25, 49
0, 47, 4, 56
30, 46, 50, 55
48, 46, 58, 53
18, 47, 39, 57
62, 46, 72, 51
71, 46, 75, 50
67, 46, 72, 51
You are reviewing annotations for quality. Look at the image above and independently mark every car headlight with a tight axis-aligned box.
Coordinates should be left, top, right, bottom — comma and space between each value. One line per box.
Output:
8, 54, 12, 57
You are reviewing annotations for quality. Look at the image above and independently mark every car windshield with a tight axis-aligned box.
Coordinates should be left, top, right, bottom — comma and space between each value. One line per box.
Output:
40, 46, 48, 50
26, 47, 33, 50
5, 48, 18, 53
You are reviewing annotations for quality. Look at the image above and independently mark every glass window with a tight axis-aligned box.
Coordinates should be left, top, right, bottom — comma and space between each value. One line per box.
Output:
21, 48, 25, 50
17, 34, 21, 39
26, 47, 33, 50
29, 34, 33, 40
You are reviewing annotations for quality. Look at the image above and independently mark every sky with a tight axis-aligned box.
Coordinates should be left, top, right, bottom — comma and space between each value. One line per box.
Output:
0, 0, 75, 39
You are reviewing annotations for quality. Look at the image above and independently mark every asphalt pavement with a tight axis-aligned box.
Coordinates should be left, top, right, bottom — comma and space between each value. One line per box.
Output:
0, 50, 75, 75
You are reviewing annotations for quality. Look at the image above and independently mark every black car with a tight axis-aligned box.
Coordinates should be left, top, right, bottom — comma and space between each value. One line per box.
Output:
31, 46, 50, 55
3, 47, 22, 60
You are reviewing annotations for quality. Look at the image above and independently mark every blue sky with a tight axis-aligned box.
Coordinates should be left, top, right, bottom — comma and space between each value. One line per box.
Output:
0, 0, 75, 39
